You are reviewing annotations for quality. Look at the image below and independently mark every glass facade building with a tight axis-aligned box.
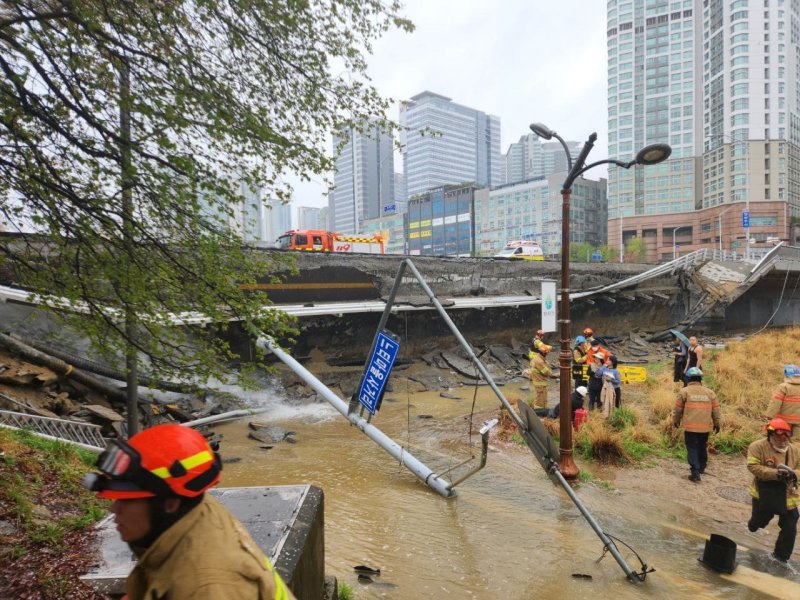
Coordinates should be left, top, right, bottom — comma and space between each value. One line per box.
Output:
399, 92, 501, 200
405, 184, 475, 256
502, 134, 582, 185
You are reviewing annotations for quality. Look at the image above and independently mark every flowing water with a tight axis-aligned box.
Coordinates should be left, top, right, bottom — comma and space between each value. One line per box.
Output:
213, 377, 800, 599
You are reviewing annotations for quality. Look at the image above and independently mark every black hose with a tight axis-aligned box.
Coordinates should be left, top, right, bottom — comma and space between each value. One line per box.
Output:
10, 333, 192, 393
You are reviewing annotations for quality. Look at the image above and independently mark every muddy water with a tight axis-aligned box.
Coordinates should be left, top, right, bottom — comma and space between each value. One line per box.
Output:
213, 381, 800, 599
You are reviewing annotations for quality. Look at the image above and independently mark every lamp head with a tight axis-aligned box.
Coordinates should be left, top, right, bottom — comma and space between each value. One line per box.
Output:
529, 122, 554, 140
634, 143, 671, 166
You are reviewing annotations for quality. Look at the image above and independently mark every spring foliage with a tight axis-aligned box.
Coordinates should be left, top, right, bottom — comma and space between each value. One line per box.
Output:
0, 1, 412, 384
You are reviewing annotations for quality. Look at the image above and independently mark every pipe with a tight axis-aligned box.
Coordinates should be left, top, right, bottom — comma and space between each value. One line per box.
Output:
257, 336, 455, 498
9, 334, 192, 393
0, 332, 127, 404
181, 408, 269, 428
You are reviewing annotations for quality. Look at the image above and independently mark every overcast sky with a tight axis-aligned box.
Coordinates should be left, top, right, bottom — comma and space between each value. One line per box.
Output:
290, 0, 609, 210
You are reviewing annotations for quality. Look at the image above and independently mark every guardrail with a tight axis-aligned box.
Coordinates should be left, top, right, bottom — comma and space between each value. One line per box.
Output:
0, 409, 106, 452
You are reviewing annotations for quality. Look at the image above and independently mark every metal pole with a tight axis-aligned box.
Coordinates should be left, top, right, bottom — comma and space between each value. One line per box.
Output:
619, 213, 624, 264
258, 336, 455, 498
559, 189, 579, 479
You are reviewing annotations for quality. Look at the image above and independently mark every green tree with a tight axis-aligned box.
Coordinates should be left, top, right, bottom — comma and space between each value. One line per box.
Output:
569, 241, 594, 263
0, 1, 412, 425
625, 236, 647, 261
598, 244, 618, 262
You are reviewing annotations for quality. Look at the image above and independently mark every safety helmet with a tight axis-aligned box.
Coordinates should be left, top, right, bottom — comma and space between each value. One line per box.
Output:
536, 329, 544, 338
575, 335, 586, 345
785, 364, 800, 378
576, 386, 588, 397
583, 328, 593, 336
686, 367, 703, 378
84, 424, 222, 500
766, 418, 792, 435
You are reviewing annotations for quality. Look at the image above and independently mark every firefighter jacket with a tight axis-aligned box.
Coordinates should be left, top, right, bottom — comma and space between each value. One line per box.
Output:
528, 351, 551, 388
572, 345, 588, 380
672, 382, 721, 433
766, 376, 800, 427
746, 437, 800, 510
126, 494, 296, 600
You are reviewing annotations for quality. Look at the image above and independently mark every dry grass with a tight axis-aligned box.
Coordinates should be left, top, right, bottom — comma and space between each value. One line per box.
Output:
575, 414, 629, 465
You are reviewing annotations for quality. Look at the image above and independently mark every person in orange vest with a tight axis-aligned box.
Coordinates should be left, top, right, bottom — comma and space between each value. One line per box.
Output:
84, 424, 296, 600
582, 327, 595, 345
746, 418, 800, 563
528, 342, 554, 409
672, 367, 721, 483
766, 364, 800, 437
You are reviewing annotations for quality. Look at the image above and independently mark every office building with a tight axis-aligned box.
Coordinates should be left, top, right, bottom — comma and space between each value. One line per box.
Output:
474, 176, 607, 257
405, 184, 476, 256
400, 92, 501, 199
331, 122, 394, 233
297, 206, 324, 230
606, 0, 799, 262
502, 134, 582, 185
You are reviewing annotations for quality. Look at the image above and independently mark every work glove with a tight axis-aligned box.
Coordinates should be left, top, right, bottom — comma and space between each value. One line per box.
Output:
777, 465, 793, 480
713, 425, 720, 434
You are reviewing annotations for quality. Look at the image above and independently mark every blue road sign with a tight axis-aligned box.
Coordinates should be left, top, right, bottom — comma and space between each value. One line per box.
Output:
591, 252, 602, 262
742, 210, 750, 228
383, 203, 396, 215
358, 330, 400, 415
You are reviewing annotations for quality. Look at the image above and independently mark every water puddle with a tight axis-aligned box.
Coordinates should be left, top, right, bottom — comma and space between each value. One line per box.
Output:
213, 381, 800, 599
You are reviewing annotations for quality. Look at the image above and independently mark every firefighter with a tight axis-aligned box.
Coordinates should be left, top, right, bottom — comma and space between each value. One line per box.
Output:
672, 367, 721, 482
84, 424, 296, 600
746, 418, 800, 563
528, 342, 553, 409
572, 335, 590, 390
531, 329, 547, 353
766, 364, 800, 437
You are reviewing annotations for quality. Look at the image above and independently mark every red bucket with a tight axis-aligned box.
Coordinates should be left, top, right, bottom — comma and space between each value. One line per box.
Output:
573, 408, 588, 430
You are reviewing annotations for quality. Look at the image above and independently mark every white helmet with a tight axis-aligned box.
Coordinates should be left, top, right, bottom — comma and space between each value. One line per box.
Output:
576, 386, 588, 397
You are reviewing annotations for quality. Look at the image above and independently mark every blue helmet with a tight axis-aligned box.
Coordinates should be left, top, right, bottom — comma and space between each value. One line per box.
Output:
575, 335, 586, 345
785, 364, 800, 378
686, 367, 703, 378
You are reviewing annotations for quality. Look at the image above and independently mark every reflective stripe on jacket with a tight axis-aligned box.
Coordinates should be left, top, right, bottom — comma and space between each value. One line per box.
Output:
746, 437, 800, 510
572, 346, 588, 379
672, 382, 720, 433
528, 351, 551, 387
766, 377, 800, 425
126, 495, 296, 600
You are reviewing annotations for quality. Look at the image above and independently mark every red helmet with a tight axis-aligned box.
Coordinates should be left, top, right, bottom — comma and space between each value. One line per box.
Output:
583, 328, 593, 336
536, 329, 544, 338
84, 424, 222, 500
766, 418, 792, 435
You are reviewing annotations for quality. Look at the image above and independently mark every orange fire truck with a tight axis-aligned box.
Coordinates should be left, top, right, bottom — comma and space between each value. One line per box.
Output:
277, 229, 385, 254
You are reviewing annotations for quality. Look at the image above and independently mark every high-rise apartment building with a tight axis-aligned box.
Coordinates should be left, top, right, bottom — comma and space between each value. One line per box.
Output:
502, 134, 582, 185
606, 0, 799, 262
331, 122, 394, 234
400, 92, 501, 200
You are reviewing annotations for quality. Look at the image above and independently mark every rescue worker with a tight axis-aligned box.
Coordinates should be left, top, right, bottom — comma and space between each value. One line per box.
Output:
583, 327, 595, 345
531, 329, 547, 353
572, 335, 590, 389
528, 342, 553, 409
550, 385, 588, 420
766, 364, 800, 437
683, 335, 703, 377
83, 424, 296, 600
746, 418, 800, 563
672, 367, 721, 482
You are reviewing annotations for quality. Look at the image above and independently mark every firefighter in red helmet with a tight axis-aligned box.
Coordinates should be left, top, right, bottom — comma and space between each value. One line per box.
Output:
84, 424, 296, 600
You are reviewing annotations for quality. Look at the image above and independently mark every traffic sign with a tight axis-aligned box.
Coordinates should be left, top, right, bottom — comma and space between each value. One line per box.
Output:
357, 330, 400, 415
742, 210, 750, 228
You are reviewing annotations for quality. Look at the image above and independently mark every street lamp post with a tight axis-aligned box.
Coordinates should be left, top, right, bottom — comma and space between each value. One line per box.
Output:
672, 226, 686, 260
530, 123, 671, 480
717, 206, 733, 253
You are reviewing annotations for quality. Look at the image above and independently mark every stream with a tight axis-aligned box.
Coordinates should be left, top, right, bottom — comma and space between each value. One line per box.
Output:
212, 376, 800, 599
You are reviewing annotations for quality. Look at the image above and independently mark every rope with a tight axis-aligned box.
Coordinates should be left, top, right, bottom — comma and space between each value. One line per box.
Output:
595, 533, 656, 582
750, 268, 792, 336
